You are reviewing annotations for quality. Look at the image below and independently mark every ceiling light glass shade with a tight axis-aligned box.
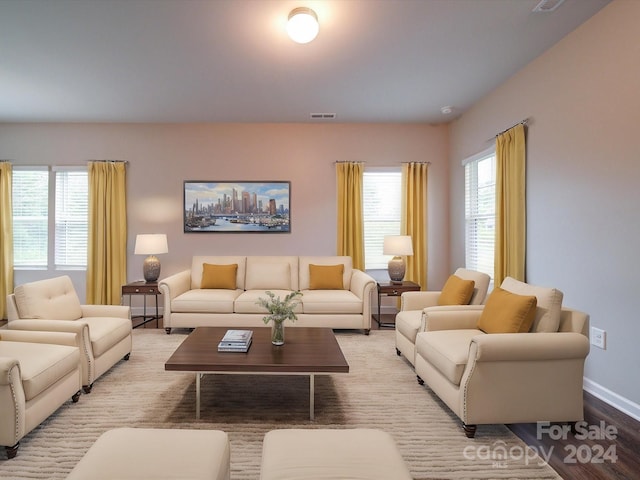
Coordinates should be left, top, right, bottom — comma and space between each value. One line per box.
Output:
287, 7, 319, 44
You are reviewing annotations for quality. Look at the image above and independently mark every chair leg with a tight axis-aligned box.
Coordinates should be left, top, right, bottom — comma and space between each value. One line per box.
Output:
82, 384, 93, 394
364, 329, 370, 335
72, 390, 81, 403
463, 424, 477, 438
5, 443, 19, 459
123, 353, 130, 361
416, 375, 424, 385
165, 328, 172, 335
396, 348, 401, 356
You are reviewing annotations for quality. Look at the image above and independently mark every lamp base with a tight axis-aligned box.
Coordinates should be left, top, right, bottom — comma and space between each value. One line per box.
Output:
388, 256, 406, 284
143, 255, 161, 283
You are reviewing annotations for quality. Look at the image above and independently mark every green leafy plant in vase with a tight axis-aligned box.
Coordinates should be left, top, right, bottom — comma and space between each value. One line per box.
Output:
256, 290, 303, 345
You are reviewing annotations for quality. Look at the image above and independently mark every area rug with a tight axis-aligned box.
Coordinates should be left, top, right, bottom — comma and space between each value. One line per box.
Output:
0, 329, 561, 479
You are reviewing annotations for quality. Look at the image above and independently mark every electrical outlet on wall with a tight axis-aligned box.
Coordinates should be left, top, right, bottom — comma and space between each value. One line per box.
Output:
590, 327, 606, 349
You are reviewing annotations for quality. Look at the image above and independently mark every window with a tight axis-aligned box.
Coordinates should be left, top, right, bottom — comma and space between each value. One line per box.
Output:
12, 168, 49, 267
363, 170, 402, 269
12, 167, 88, 269
54, 168, 88, 268
464, 150, 496, 280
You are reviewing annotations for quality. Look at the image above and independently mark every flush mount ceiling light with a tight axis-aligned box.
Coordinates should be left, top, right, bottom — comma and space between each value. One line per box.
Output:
287, 7, 319, 44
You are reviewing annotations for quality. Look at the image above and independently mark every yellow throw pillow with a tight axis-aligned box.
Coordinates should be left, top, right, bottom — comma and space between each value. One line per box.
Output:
309, 264, 344, 290
201, 263, 238, 289
438, 275, 476, 306
477, 287, 538, 334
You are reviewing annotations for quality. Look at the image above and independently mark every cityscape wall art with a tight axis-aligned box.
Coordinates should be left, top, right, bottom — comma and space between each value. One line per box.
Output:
183, 181, 291, 233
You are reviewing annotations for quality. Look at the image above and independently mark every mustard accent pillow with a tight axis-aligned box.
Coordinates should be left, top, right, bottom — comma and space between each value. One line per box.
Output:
309, 264, 344, 290
477, 287, 538, 334
201, 263, 238, 289
438, 275, 476, 306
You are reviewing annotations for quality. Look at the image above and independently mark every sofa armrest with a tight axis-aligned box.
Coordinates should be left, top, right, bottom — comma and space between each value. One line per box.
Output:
81, 304, 130, 319
400, 291, 440, 311
349, 269, 376, 300
0, 329, 80, 348
158, 270, 191, 300
472, 332, 590, 362
423, 307, 484, 331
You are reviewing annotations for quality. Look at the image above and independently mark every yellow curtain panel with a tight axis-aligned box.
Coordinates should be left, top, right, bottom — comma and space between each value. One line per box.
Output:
0, 162, 14, 319
495, 123, 526, 286
401, 162, 428, 290
336, 162, 364, 271
87, 161, 127, 305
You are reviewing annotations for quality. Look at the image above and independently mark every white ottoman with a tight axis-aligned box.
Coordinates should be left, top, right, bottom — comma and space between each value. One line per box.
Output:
260, 429, 413, 480
66, 428, 230, 480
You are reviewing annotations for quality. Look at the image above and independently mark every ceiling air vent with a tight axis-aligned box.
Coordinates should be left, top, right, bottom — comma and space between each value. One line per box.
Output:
532, 0, 565, 12
310, 113, 336, 120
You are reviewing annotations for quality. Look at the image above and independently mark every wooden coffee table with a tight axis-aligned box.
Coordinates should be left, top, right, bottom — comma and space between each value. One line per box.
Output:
164, 327, 349, 420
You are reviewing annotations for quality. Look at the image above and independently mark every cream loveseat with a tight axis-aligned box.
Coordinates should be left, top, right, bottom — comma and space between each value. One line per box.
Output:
159, 256, 376, 334
413, 277, 590, 438
0, 330, 82, 459
6, 276, 133, 393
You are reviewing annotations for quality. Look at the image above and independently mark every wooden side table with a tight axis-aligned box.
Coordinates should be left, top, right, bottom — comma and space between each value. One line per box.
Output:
121, 281, 161, 328
374, 281, 421, 328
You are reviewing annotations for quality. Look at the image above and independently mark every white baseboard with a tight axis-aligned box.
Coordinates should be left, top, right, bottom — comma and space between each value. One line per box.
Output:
583, 377, 640, 421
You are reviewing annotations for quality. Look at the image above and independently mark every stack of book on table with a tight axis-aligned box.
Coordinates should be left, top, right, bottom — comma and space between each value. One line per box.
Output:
218, 329, 253, 352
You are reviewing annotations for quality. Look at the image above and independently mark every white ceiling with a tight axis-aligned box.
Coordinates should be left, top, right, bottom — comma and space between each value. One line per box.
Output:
0, 0, 610, 124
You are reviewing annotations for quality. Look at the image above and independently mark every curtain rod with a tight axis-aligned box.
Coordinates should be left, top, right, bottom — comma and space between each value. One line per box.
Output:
401, 161, 431, 165
334, 161, 365, 164
494, 118, 530, 138
87, 160, 129, 164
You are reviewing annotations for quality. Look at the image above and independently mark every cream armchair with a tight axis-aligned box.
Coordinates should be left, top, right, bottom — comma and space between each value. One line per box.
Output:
6, 275, 132, 393
413, 277, 590, 438
395, 268, 490, 366
0, 329, 82, 458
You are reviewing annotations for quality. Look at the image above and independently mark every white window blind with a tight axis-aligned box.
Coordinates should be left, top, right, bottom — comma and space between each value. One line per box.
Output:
464, 151, 496, 280
55, 169, 88, 268
12, 169, 49, 267
363, 170, 402, 269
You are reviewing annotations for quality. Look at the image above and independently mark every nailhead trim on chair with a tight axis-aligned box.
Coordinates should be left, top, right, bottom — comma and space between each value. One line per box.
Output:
7, 365, 22, 451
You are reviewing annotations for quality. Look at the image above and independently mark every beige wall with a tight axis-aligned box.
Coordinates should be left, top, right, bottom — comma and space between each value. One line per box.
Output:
450, 0, 640, 413
1, 122, 450, 304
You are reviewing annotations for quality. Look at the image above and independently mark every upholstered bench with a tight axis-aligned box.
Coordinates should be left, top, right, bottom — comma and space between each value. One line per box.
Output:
260, 428, 412, 480
66, 428, 230, 480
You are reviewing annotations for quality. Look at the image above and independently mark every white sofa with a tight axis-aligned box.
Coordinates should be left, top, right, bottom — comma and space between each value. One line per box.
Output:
159, 256, 376, 334
6, 276, 132, 393
413, 277, 590, 437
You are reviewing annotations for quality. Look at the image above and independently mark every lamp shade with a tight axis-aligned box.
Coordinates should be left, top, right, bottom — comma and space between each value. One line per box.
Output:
287, 7, 319, 44
134, 234, 168, 255
383, 235, 413, 256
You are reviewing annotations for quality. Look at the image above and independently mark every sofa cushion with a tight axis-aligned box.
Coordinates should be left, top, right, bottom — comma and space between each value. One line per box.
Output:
191, 256, 246, 290
13, 275, 83, 320
201, 263, 238, 289
501, 277, 563, 332
246, 263, 291, 290
438, 275, 475, 306
395, 310, 423, 343
477, 287, 538, 334
84, 317, 132, 357
299, 256, 352, 290
309, 264, 344, 290
415, 329, 483, 386
172, 289, 242, 314
300, 290, 362, 314
235, 290, 303, 314
0, 341, 79, 401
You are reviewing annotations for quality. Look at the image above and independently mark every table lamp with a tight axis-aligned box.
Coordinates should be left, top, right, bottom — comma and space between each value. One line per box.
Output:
134, 234, 168, 282
383, 235, 413, 283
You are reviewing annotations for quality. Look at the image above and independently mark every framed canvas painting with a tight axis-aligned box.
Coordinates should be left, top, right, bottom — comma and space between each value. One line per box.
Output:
184, 181, 291, 233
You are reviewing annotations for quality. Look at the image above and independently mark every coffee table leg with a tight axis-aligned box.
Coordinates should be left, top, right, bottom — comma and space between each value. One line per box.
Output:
196, 373, 201, 420
309, 374, 315, 421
